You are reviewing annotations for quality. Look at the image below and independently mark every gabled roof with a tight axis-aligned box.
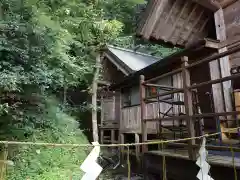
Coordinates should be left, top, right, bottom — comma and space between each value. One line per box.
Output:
103, 45, 159, 75
109, 39, 218, 90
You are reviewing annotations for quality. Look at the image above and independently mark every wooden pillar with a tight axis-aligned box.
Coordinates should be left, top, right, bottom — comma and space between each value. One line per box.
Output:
140, 75, 148, 152
182, 56, 196, 160
91, 54, 101, 142
100, 95, 104, 144
111, 130, 115, 144
210, 8, 233, 126
0, 145, 8, 180
119, 133, 125, 162
135, 133, 140, 163
100, 130, 104, 144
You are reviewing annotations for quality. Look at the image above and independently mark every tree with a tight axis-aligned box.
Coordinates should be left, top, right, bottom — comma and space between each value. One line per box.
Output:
91, 54, 101, 142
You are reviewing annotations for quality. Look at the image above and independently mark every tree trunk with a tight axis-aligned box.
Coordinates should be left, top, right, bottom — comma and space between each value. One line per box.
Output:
91, 54, 101, 142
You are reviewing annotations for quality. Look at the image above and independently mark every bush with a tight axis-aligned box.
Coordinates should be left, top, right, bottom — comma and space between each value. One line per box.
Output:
7, 97, 89, 180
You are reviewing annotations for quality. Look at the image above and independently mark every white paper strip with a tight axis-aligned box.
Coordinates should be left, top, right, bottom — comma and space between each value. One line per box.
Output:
81, 162, 102, 180
80, 142, 102, 180
196, 137, 214, 180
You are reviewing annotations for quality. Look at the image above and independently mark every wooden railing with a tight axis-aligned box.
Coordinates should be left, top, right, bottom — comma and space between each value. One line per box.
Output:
140, 43, 240, 160
120, 102, 186, 133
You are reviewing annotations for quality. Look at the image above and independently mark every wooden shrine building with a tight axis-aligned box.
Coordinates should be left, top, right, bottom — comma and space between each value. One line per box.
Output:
98, 0, 240, 179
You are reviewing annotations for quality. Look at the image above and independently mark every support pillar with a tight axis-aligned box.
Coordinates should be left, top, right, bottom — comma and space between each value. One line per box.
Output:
182, 56, 196, 160
140, 75, 148, 153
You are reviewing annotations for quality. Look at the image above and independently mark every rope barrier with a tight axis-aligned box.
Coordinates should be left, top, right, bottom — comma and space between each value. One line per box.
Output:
0, 127, 239, 148
0, 127, 238, 179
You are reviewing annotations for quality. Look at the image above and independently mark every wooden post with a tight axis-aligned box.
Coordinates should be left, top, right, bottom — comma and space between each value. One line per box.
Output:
211, 8, 233, 127
0, 145, 8, 180
100, 130, 104, 144
182, 56, 196, 160
135, 133, 140, 163
100, 94, 104, 144
140, 75, 147, 152
91, 54, 101, 142
111, 130, 115, 144
119, 133, 125, 162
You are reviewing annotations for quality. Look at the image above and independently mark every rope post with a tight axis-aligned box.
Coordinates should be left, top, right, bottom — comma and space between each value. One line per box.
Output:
119, 133, 125, 163
0, 144, 8, 180
100, 94, 104, 144
140, 75, 148, 153
127, 146, 131, 180
182, 56, 197, 160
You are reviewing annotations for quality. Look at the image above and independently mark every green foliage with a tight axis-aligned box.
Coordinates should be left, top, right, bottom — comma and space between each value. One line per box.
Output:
0, 0, 177, 179
0, 0, 126, 93
7, 97, 89, 180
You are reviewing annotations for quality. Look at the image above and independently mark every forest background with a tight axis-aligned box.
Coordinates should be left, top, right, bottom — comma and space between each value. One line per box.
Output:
0, 0, 177, 179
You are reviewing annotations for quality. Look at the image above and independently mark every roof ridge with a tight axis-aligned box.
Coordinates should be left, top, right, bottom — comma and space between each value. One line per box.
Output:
107, 44, 160, 60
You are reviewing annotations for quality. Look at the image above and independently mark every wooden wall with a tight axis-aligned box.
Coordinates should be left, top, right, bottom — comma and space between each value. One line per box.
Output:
102, 57, 126, 84
120, 73, 186, 134
101, 94, 120, 128
224, 1, 240, 67
120, 102, 186, 134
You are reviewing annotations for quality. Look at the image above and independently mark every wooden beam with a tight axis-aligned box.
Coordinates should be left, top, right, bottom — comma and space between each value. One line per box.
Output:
100, 95, 104, 144
214, 8, 233, 126
142, 0, 168, 39
192, 0, 221, 11
140, 75, 148, 152
164, 0, 179, 24
111, 130, 115, 144
220, 0, 237, 8
137, 0, 157, 35
144, 68, 183, 84
199, 17, 210, 33
187, 44, 240, 68
145, 88, 184, 100
100, 130, 104, 144
218, 35, 240, 49
119, 133, 125, 163
135, 134, 140, 163
165, 0, 190, 40
182, 56, 196, 160
185, 16, 210, 47
189, 73, 240, 89
184, 9, 205, 41
204, 38, 220, 49
139, 0, 159, 35
144, 111, 240, 122
174, 3, 199, 45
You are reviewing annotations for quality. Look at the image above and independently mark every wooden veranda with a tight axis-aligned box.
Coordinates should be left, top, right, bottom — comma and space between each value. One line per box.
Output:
139, 39, 240, 160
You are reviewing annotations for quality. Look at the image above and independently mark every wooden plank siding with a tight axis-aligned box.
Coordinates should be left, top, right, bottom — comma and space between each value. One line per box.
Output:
137, 0, 212, 47
101, 93, 120, 129
224, 1, 240, 67
120, 73, 186, 134
120, 102, 187, 134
